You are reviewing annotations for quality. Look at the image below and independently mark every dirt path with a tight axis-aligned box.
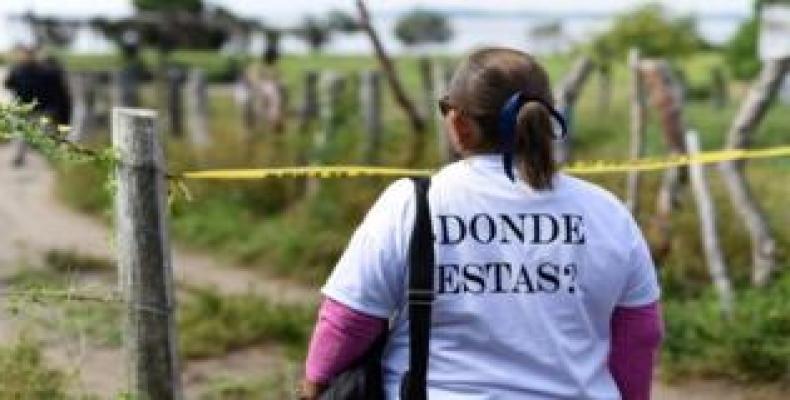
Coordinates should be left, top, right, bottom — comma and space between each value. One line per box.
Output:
0, 144, 315, 398
0, 144, 785, 399
0, 145, 317, 305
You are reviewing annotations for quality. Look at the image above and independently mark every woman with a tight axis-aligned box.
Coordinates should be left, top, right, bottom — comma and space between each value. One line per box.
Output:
301, 48, 663, 399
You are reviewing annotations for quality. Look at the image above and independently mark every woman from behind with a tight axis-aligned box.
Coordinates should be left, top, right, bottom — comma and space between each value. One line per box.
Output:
300, 47, 663, 400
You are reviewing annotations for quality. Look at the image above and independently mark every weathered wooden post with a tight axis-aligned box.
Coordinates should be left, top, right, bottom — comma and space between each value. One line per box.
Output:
626, 49, 647, 214
710, 66, 728, 109
113, 66, 141, 108
418, 56, 434, 122
234, 76, 256, 139
69, 72, 98, 142
186, 69, 210, 149
686, 130, 733, 317
299, 70, 320, 133
166, 66, 186, 137
360, 70, 382, 164
356, 0, 427, 165
553, 56, 595, 164
641, 59, 689, 260
719, 58, 790, 286
307, 72, 345, 197
433, 61, 456, 164
597, 62, 612, 114
113, 108, 181, 399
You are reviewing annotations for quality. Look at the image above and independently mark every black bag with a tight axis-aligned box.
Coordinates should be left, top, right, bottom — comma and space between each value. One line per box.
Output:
320, 177, 434, 400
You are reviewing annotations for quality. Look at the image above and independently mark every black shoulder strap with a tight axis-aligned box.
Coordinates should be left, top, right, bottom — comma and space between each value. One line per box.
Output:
402, 177, 433, 400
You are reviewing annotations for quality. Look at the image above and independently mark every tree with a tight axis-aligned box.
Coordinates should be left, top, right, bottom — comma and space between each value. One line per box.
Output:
590, 4, 702, 60
133, 0, 203, 13
725, 0, 790, 80
326, 9, 360, 33
297, 16, 332, 53
394, 9, 453, 47
725, 18, 761, 80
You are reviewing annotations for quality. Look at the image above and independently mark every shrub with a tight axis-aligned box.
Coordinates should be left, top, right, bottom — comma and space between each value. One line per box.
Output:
724, 18, 761, 81
395, 9, 453, 47
0, 339, 70, 399
178, 288, 314, 359
662, 272, 790, 383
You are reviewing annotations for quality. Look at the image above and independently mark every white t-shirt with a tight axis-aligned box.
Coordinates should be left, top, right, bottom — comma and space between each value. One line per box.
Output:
322, 155, 660, 400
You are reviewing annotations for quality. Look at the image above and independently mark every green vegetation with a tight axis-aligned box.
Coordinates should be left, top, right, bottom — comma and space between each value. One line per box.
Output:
179, 288, 314, 359
725, 18, 761, 80
133, 0, 203, 13
44, 249, 116, 274
395, 9, 454, 47
590, 4, 703, 60
197, 370, 299, 400
44, 48, 790, 384
0, 339, 70, 399
3, 262, 313, 360
4, 265, 122, 348
663, 271, 790, 383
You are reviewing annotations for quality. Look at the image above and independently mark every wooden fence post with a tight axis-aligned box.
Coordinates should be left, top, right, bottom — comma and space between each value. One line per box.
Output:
418, 56, 434, 122
299, 70, 320, 133
113, 65, 141, 108
626, 49, 646, 214
166, 66, 186, 137
719, 58, 790, 286
710, 66, 728, 109
186, 69, 210, 149
113, 108, 181, 400
360, 70, 382, 164
307, 72, 345, 197
553, 56, 594, 164
597, 63, 612, 114
69, 72, 98, 142
433, 61, 456, 163
356, 0, 427, 165
686, 130, 733, 317
641, 59, 689, 260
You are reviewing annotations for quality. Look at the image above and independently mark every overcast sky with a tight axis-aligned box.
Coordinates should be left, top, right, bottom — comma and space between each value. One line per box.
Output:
0, 0, 753, 21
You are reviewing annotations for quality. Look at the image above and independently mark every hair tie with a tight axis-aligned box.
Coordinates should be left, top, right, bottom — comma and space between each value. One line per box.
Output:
497, 92, 569, 182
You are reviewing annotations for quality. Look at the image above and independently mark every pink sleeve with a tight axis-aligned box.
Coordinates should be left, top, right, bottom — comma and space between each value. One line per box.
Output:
609, 302, 664, 400
305, 298, 388, 384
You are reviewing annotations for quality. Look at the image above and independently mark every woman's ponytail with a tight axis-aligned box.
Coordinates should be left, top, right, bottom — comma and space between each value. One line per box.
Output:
445, 48, 558, 189
515, 101, 556, 190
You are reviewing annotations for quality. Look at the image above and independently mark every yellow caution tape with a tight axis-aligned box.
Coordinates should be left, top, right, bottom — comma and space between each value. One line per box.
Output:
178, 145, 790, 181
181, 166, 433, 180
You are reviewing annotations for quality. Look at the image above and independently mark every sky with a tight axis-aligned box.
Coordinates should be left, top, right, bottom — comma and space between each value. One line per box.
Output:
0, 0, 755, 53
0, 0, 753, 21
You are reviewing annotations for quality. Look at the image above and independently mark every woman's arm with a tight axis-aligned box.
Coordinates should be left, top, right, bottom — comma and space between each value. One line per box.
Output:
608, 301, 664, 400
300, 298, 387, 398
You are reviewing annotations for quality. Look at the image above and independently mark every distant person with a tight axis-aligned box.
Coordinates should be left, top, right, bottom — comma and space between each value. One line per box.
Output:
300, 48, 663, 399
4, 45, 72, 167
40, 53, 72, 126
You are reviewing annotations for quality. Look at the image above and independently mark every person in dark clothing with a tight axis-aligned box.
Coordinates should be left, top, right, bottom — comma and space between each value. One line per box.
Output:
40, 55, 73, 126
3, 46, 72, 167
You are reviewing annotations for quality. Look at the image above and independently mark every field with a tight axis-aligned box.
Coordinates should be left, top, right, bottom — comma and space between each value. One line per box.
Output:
3, 49, 790, 397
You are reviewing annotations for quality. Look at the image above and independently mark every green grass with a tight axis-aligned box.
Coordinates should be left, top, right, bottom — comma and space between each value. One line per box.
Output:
4, 264, 315, 361
4, 266, 123, 348
662, 270, 790, 383
178, 287, 314, 360
0, 338, 71, 399
196, 369, 299, 400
